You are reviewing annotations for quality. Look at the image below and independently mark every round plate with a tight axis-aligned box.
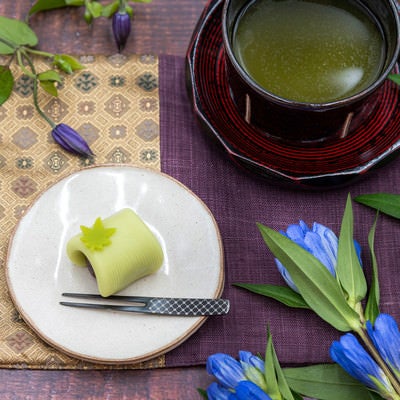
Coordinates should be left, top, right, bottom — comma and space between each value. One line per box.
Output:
6, 165, 224, 364
186, 0, 400, 189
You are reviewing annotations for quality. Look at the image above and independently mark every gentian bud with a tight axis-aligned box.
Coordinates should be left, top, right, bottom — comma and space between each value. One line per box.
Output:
206, 352, 273, 399
275, 220, 362, 292
51, 123, 94, 157
112, 11, 131, 52
206, 382, 232, 400
239, 351, 267, 392
233, 381, 272, 400
239, 351, 265, 373
206, 353, 246, 388
367, 314, 400, 377
330, 333, 395, 396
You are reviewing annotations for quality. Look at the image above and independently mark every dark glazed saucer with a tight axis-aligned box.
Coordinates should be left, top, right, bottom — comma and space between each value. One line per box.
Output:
185, 0, 400, 189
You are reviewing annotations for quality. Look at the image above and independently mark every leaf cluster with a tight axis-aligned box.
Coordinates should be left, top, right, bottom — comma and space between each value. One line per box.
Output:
354, 193, 400, 321
0, 16, 84, 106
233, 193, 390, 399
29, 0, 152, 24
236, 194, 380, 331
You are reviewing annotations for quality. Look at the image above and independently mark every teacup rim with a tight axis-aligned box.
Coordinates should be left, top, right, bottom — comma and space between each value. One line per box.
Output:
222, 0, 400, 110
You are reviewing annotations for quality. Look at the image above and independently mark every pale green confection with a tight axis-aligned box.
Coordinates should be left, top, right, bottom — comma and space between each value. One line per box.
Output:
67, 208, 164, 297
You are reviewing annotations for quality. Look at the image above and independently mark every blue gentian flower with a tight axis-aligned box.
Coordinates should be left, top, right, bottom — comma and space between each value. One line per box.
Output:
206, 352, 270, 399
239, 351, 265, 372
112, 11, 131, 52
207, 382, 232, 400
275, 220, 361, 292
238, 351, 266, 391
367, 314, 400, 377
230, 381, 272, 400
51, 123, 93, 157
207, 353, 246, 389
330, 333, 394, 395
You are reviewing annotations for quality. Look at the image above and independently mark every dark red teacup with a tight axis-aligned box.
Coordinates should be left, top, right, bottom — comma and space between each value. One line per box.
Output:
222, 0, 400, 144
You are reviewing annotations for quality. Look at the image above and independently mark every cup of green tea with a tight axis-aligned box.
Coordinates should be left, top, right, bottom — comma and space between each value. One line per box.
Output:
222, 0, 400, 143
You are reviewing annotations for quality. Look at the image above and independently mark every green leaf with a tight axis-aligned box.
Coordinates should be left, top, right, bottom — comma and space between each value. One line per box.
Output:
0, 66, 14, 105
29, 0, 66, 15
269, 333, 296, 400
368, 392, 386, 400
29, 0, 83, 15
291, 393, 304, 400
101, 1, 119, 17
65, 0, 85, 5
354, 193, 400, 219
39, 80, 58, 96
125, 5, 134, 17
257, 223, 361, 332
283, 364, 377, 400
234, 283, 309, 309
336, 194, 367, 306
264, 329, 280, 399
0, 16, 38, 54
0, 38, 15, 54
37, 70, 62, 83
197, 388, 208, 399
87, 1, 103, 18
53, 54, 84, 74
389, 74, 400, 86
365, 213, 380, 324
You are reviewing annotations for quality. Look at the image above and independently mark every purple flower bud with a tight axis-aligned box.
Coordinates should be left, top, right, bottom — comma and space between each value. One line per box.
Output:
51, 123, 94, 157
112, 11, 131, 52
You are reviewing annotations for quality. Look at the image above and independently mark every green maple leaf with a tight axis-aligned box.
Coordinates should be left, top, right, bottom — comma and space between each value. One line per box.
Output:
80, 217, 116, 251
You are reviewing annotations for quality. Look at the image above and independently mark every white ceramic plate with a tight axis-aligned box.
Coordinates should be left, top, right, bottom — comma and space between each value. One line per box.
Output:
6, 165, 224, 364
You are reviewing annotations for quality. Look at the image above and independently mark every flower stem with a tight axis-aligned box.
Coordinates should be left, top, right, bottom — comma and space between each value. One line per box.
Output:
358, 328, 400, 397
24, 48, 54, 59
119, 0, 127, 12
16, 49, 36, 78
21, 52, 55, 128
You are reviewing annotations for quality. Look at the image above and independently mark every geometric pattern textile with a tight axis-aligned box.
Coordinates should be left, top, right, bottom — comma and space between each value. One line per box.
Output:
0, 54, 163, 369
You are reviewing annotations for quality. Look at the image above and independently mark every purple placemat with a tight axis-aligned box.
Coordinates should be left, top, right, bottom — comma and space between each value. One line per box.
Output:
159, 54, 400, 367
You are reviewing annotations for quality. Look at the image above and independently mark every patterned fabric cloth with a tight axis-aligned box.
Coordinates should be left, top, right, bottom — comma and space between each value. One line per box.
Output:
0, 54, 164, 369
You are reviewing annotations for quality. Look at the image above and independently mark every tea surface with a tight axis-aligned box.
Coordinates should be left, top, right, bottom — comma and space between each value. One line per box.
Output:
232, 0, 385, 103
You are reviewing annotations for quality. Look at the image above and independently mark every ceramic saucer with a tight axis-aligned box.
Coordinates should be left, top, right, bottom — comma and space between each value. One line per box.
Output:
186, 0, 400, 189
6, 165, 224, 364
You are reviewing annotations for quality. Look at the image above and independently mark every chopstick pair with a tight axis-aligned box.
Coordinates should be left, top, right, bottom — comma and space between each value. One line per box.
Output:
60, 293, 230, 316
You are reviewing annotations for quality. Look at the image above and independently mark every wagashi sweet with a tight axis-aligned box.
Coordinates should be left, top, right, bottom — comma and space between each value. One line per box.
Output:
66, 208, 164, 297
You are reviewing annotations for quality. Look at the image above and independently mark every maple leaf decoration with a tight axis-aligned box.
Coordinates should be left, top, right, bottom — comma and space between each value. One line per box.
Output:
80, 217, 116, 251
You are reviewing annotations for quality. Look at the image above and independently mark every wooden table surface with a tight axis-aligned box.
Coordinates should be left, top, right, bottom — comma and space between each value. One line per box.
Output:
0, 0, 214, 398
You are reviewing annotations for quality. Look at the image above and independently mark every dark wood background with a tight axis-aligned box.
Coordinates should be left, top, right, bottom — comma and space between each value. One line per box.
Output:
0, 0, 207, 56
0, 0, 215, 398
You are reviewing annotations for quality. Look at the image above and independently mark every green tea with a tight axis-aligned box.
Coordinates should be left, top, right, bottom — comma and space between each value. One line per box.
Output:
232, 0, 385, 103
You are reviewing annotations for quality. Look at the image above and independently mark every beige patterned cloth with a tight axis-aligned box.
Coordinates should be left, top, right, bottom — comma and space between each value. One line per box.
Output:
0, 54, 165, 369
